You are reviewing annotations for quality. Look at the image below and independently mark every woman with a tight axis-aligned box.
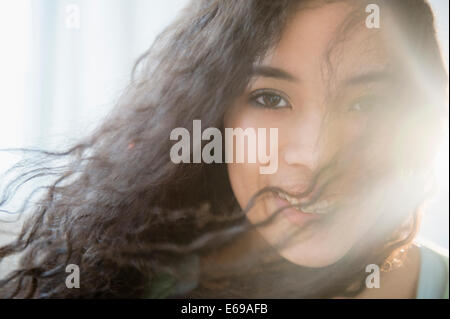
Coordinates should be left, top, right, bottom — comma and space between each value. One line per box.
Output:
0, 0, 448, 298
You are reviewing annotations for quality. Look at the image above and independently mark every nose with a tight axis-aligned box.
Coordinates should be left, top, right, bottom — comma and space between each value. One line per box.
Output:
280, 110, 325, 171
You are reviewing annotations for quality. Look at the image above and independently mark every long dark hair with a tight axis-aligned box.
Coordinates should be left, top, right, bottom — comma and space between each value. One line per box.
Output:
0, 0, 447, 298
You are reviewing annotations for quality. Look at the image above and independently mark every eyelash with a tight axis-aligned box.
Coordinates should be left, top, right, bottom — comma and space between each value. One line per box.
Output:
248, 89, 292, 109
347, 95, 382, 113
248, 89, 381, 113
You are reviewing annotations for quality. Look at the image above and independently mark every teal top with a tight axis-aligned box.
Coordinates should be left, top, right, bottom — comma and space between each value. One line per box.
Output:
416, 244, 449, 299
144, 244, 449, 299
144, 254, 199, 299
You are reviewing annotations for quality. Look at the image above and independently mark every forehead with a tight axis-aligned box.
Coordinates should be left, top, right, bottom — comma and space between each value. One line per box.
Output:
260, 2, 389, 82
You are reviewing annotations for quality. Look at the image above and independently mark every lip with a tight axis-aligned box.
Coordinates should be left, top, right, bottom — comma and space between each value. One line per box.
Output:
275, 182, 321, 206
273, 194, 324, 227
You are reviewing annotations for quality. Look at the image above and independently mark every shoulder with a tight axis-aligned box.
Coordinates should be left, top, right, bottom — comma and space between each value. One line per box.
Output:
142, 254, 200, 299
143, 272, 178, 299
414, 240, 449, 299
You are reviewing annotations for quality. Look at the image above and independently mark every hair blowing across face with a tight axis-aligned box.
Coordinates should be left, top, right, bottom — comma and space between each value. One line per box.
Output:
0, 0, 447, 298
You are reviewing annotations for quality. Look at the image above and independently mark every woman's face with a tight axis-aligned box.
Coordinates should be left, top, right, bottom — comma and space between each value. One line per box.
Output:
224, 3, 413, 267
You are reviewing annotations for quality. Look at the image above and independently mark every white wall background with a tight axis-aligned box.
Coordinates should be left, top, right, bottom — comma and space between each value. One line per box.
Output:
0, 0, 448, 266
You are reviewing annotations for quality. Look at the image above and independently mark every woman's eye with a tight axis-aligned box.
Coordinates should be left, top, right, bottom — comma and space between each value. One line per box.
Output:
249, 90, 291, 109
347, 95, 381, 112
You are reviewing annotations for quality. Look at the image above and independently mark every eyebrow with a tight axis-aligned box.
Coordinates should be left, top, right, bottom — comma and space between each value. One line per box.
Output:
344, 70, 392, 86
251, 65, 299, 82
251, 66, 391, 86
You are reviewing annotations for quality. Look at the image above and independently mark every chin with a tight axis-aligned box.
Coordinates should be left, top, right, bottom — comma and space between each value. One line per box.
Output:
276, 238, 353, 268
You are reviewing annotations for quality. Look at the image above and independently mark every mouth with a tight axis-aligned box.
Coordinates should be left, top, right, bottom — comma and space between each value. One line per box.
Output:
276, 191, 337, 215
272, 188, 339, 227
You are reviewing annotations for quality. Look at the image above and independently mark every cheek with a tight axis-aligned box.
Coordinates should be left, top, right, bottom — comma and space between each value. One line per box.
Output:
226, 162, 260, 210
225, 102, 275, 130
224, 104, 278, 212
333, 114, 369, 149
